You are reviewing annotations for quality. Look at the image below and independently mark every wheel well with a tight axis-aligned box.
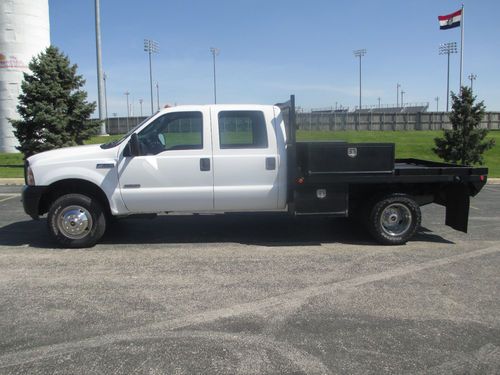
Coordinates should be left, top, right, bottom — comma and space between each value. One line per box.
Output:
39, 179, 111, 217
348, 183, 439, 213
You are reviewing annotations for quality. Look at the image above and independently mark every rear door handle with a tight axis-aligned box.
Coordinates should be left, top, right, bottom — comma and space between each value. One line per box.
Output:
265, 157, 276, 170
200, 158, 211, 171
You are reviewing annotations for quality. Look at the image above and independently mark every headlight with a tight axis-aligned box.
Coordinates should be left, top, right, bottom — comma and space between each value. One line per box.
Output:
26, 166, 35, 186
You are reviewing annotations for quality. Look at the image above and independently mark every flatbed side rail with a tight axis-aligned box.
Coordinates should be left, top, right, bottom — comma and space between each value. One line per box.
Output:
395, 159, 488, 180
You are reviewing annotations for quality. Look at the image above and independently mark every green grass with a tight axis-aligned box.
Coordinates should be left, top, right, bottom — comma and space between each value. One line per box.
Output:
0, 135, 123, 178
0, 153, 24, 178
1, 131, 498, 178
85, 134, 123, 145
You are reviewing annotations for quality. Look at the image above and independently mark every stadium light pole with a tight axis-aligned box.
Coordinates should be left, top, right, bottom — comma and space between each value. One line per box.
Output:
113, 112, 119, 133
155, 81, 160, 110
124, 91, 130, 131
435, 96, 439, 111
103, 72, 108, 131
439, 42, 458, 112
401, 90, 405, 107
144, 39, 159, 115
397, 83, 401, 107
468, 73, 477, 92
377, 97, 381, 108
94, 0, 107, 135
353, 49, 366, 110
210, 47, 220, 104
139, 99, 143, 117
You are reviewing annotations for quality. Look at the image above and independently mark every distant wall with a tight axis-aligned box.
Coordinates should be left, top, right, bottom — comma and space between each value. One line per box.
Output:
104, 112, 500, 135
105, 116, 146, 135
296, 112, 500, 131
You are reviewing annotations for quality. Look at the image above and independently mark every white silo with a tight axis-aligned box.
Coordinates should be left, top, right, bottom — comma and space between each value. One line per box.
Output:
0, 0, 50, 153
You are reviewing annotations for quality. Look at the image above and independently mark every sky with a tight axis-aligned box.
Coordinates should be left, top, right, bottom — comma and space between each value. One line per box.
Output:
48, 0, 500, 117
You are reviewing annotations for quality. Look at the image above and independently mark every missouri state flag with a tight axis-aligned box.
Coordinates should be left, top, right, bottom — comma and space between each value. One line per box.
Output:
438, 9, 462, 30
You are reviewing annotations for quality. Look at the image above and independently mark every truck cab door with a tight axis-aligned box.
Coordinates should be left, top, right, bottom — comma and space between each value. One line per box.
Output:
211, 107, 282, 211
117, 109, 214, 213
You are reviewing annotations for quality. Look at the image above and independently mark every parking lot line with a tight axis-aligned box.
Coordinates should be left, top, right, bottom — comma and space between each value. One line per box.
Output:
1, 243, 498, 370
0, 194, 19, 203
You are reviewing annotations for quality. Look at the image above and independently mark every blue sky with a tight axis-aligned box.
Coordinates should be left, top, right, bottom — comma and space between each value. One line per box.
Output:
48, 0, 500, 116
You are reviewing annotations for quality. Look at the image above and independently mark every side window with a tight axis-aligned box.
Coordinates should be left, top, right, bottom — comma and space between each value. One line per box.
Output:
138, 111, 203, 155
218, 111, 268, 149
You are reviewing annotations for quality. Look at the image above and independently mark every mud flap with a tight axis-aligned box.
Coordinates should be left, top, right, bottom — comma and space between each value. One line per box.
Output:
444, 184, 470, 233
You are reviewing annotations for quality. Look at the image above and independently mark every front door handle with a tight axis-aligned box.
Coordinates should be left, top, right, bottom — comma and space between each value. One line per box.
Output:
200, 158, 211, 171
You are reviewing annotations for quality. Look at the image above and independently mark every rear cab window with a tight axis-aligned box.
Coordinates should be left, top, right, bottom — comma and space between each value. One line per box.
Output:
218, 111, 268, 149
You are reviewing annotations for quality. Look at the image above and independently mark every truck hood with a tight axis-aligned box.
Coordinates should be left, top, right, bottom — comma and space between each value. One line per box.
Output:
27, 144, 117, 167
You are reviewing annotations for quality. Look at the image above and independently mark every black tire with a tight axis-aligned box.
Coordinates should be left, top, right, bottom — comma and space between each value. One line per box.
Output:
367, 193, 421, 245
47, 193, 106, 248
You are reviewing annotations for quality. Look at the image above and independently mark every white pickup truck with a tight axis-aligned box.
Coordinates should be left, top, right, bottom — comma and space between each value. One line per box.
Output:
22, 96, 488, 248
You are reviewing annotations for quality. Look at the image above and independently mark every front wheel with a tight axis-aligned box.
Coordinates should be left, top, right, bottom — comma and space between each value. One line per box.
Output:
47, 193, 106, 248
367, 194, 421, 245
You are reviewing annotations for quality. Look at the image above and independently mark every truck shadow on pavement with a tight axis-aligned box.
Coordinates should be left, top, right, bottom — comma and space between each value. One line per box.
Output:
0, 213, 453, 248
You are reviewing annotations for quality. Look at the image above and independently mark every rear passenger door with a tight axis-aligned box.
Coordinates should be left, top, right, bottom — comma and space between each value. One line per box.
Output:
211, 108, 280, 211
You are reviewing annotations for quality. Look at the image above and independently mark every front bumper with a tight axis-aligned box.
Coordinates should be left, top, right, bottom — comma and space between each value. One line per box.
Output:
22, 185, 48, 219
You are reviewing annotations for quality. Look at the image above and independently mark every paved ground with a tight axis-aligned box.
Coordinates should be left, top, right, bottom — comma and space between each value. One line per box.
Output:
0, 185, 499, 374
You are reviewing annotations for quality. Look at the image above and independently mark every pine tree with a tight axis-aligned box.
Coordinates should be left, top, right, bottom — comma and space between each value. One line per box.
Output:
10, 46, 100, 158
433, 86, 495, 165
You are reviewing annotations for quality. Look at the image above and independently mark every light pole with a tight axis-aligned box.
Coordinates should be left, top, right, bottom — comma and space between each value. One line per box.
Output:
112, 112, 118, 134
353, 49, 366, 110
103, 72, 108, 132
139, 99, 143, 117
468, 73, 477, 92
155, 82, 160, 110
439, 42, 458, 112
124, 91, 130, 131
435, 97, 439, 111
377, 97, 381, 108
144, 39, 159, 115
397, 83, 401, 107
210, 47, 220, 104
401, 90, 405, 107
94, 0, 107, 135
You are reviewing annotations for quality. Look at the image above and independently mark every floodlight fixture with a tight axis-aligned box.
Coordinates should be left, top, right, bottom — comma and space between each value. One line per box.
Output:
468, 73, 477, 92
144, 39, 159, 54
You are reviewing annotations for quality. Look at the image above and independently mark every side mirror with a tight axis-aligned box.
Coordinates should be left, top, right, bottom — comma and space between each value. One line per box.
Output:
129, 133, 141, 157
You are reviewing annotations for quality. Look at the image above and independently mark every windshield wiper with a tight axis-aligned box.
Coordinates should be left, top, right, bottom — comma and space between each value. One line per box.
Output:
100, 139, 121, 149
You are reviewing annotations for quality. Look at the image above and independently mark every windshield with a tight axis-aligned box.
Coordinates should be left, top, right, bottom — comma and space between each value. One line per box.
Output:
100, 114, 155, 149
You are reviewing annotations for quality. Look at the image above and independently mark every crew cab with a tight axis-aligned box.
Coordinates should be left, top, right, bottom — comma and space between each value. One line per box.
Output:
22, 96, 488, 248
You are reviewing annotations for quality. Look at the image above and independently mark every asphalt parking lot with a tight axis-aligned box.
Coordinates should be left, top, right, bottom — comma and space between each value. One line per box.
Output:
0, 184, 499, 374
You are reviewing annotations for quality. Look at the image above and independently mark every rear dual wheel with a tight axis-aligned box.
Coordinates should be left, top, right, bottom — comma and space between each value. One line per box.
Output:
367, 193, 421, 245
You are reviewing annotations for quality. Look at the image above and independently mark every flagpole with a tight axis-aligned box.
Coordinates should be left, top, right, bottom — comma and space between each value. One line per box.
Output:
459, 3, 464, 91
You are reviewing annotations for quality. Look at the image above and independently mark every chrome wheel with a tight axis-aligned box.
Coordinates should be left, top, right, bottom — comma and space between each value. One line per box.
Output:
380, 203, 412, 237
57, 205, 93, 240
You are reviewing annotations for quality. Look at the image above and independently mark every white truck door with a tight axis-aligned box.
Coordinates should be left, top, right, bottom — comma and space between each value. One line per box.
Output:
117, 109, 214, 213
211, 107, 280, 211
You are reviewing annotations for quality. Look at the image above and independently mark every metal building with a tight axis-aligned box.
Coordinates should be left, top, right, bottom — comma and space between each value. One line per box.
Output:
0, 0, 50, 153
